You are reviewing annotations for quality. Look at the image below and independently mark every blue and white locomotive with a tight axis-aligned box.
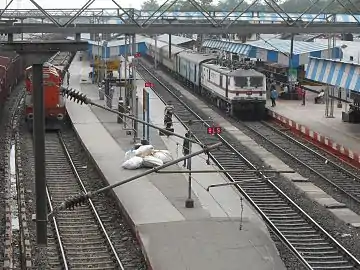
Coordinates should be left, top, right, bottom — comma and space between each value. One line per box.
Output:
145, 39, 266, 120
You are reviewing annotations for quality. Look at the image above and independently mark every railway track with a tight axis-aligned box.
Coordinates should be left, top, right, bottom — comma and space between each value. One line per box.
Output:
11, 51, 144, 269
43, 132, 123, 269
242, 121, 360, 205
48, 51, 73, 66
137, 61, 360, 269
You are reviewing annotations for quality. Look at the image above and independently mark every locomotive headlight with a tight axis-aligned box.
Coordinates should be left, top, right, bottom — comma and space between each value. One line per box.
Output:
57, 114, 64, 120
27, 113, 33, 119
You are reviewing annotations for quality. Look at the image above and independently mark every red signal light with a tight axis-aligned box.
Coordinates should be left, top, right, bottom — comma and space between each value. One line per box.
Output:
145, 82, 154, 87
207, 126, 222, 135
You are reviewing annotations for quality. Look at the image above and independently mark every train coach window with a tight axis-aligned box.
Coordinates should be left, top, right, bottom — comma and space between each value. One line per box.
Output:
250, 76, 264, 87
234, 77, 247, 87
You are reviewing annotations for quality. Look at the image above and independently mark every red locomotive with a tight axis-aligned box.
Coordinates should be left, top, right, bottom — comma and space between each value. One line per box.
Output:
24, 62, 67, 130
0, 53, 23, 113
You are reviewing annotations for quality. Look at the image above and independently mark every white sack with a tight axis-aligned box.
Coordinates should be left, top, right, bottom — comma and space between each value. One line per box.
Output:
124, 150, 136, 161
122, 156, 143, 170
143, 156, 163, 168
135, 145, 154, 157
153, 150, 173, 163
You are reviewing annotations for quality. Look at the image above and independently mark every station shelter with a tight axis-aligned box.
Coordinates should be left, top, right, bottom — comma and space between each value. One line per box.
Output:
306, 57, 360, 123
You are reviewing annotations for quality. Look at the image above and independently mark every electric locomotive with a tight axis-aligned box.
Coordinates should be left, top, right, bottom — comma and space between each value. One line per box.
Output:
24, 62, 67, 131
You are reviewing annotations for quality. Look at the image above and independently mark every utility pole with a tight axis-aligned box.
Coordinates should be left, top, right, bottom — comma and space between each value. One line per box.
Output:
132, 34, 138, 143
185, 122, 194, 208
154, 34, 158, 69
325, 33, 335, 118
33, 63, 47, 269
124, 34, 128, 108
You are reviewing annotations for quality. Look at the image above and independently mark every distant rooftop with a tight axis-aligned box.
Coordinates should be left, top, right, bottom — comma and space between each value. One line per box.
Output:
156, 34, 195, 45
246, 39, 335, 55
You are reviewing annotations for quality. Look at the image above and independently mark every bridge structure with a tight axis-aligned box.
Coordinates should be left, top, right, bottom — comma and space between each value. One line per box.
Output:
1, 0, 360, 49
3, 8, 360, 23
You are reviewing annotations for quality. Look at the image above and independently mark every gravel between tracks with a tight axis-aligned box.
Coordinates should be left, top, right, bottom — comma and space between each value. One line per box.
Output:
19, 122, 147, 269
0, 84, 24, 266
144, 62, 360, 268
239, 121, 360, 215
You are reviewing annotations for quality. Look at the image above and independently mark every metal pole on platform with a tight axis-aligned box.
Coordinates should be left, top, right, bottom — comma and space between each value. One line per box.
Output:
132, 34, 138, 143
124, 34, 128, 108
146, 91, 150, 143
32, 63, 47, 268
288, 34, 295, 99
154, 34, 158, 69
325, 34, 334, 118
185, 128, 194, 208
142, 88, 146, 140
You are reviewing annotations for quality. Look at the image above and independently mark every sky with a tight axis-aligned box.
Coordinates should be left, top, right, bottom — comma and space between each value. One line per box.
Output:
0, 0, 146, 10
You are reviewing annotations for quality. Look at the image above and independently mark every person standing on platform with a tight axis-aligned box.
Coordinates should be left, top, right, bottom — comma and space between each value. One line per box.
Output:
270, 87, 278, 107
182, 132, 190, 168
301, 87, 306, 106
66, 71, 70, 86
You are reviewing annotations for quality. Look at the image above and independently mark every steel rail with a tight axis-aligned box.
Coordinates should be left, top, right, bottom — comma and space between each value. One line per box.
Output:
242, 120, 360, 205
46, 187, 68, 269
57, 132, 125, 270
136, 63, 313, 269
137, 60, 360, 269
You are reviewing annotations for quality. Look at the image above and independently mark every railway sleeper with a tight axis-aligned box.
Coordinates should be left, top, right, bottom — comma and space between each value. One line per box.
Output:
254, 202, 289, 207
281, 229, 318, 234
296, 246, 337, 251
65, 249, 113, 256
289, 237, 324, 242
57, 219, 97, 225
307, 259, 353, 266
274, 222, 309, 226
263, 211, 299, 216
69, 262, 115, 268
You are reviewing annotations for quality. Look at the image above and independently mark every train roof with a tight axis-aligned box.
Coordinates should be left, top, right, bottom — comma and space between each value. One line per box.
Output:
144, 38, 168, 49
160, 43, 187, 55
178, 51, 216, 64
203, 62, 265, 77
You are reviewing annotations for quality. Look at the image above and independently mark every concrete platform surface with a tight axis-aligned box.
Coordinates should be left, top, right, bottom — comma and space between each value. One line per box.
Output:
267, 90, 360, 165
66, 55, 287, 270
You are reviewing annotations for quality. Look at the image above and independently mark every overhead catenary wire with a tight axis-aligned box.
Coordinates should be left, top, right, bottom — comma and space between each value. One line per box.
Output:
48, 141, 222, 218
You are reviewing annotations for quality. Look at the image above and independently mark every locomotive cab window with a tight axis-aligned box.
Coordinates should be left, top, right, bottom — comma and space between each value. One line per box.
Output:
234, 76, 247, 87
250, 76, 264, 87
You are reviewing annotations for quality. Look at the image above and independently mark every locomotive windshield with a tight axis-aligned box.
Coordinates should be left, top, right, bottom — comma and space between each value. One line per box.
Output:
234, 77, 247, 87
250, 76, 264, 87
234, 76, 264, 88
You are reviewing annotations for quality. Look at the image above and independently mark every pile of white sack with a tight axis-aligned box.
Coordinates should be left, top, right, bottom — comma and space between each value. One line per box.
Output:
122, 145, 173, 170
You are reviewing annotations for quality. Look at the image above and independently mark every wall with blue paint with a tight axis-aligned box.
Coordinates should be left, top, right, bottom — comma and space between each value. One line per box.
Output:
88, 41, 148, 58
267, 51, 278, 62
248, 47, 257, 58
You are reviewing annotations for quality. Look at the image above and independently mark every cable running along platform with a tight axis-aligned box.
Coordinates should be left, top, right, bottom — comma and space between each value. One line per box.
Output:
136, 61, 360, 269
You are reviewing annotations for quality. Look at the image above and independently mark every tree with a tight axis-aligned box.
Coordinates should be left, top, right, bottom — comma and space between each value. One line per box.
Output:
141, 0, 160, 11
199, 0, 213, 10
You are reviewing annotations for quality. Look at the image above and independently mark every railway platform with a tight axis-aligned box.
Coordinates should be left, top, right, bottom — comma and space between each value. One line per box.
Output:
65, 55, 287, 270
266, 90, 360, 165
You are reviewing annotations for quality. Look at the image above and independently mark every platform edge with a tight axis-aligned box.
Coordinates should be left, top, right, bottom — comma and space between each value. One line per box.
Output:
267, 109, 360, 166
66, 109, 154, 270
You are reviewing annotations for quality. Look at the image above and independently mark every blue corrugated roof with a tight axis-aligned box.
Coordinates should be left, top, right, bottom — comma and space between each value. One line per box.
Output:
246, 39, 333, 55
202, 39, 251, 56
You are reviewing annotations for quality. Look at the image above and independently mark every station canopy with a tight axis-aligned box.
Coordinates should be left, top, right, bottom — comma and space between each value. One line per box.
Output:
202, 38, 342, 68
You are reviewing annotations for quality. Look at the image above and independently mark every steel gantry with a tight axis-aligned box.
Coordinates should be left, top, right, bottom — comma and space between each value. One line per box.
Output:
1, 0, 360, 34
